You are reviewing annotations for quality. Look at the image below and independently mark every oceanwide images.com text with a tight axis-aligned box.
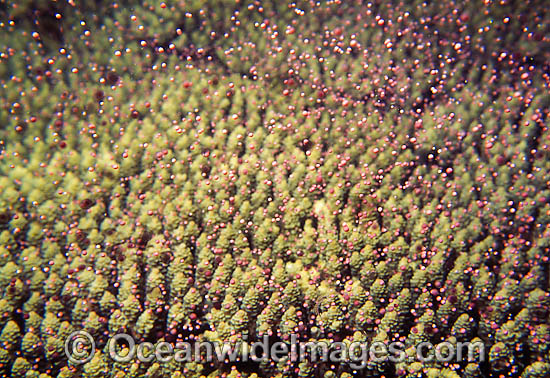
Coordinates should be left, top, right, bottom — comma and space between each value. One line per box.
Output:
65, 330, 485, 370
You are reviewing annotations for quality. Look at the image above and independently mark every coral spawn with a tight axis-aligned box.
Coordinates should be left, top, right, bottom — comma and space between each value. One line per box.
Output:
0, 1, 549, 377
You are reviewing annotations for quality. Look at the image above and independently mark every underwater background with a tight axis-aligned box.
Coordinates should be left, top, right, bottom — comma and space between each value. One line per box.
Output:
0, 1, 549, 377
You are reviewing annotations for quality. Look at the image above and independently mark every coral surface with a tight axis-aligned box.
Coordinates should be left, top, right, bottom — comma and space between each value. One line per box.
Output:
0, 1, 549, 377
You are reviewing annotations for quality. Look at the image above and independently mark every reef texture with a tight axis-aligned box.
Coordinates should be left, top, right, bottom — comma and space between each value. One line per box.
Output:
0, 0, 549, 377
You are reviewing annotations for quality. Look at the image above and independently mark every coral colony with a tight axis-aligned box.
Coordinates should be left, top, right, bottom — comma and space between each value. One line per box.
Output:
0, 0, 549, 377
